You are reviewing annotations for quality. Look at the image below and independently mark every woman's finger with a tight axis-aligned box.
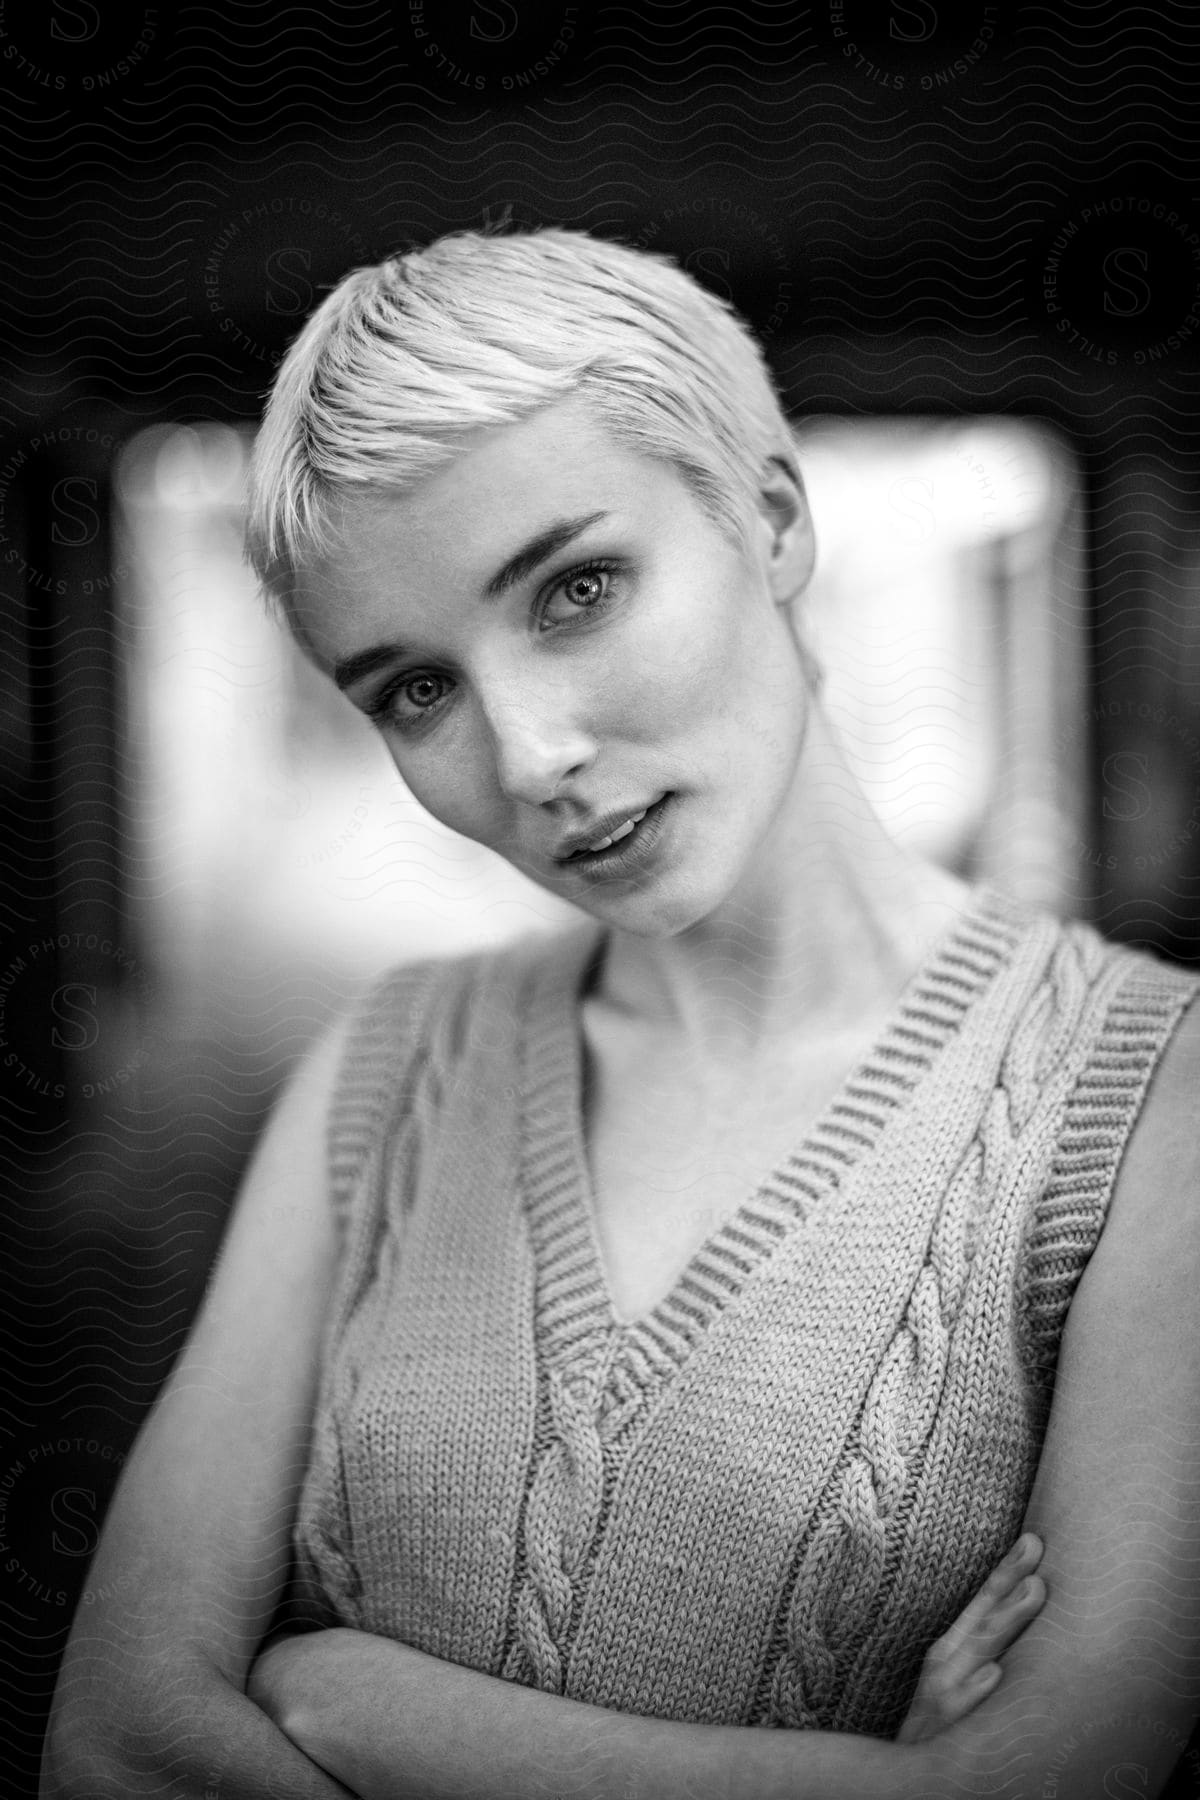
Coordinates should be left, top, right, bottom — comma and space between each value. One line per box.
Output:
929, 1571, 1046, 1697
896, 1537, 1048, 1743
977, 1573, 1046, 1654
932, 1533, 1044, 1662
972, 1532, 1045, 1610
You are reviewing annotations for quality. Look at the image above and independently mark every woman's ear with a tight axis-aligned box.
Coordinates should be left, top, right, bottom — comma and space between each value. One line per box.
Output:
754, 454, 817, 605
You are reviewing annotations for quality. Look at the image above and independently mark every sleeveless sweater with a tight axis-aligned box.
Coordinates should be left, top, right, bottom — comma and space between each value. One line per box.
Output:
292, 880, 1200, 1739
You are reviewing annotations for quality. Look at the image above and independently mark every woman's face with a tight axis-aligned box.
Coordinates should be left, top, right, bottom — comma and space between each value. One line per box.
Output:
293, 393, 815, 937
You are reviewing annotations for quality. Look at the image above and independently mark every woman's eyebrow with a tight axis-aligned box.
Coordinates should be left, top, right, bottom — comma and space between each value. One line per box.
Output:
334, 641, 414, 693
481, 509, 612, 599
332, 509, 613, 693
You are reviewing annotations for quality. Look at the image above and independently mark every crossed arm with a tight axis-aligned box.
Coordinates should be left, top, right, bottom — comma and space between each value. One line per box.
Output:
250, 1627, 924, 1800
240, 1534, 1044, 1800
38, 1557, 1036, 1800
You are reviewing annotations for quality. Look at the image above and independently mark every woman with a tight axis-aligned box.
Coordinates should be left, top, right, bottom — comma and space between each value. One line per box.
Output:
43, 226, 1199, 1800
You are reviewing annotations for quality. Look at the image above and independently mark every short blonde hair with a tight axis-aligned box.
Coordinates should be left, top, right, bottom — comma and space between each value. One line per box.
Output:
245, 223, 799, 627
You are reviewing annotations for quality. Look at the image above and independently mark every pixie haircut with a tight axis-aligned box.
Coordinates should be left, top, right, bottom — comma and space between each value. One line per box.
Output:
245, 224, 800, 628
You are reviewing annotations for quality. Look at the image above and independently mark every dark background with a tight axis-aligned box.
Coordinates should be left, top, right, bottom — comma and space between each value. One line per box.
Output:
3, 3, 1200, 1793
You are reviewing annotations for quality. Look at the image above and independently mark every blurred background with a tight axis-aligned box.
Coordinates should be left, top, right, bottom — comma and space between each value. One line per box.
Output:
3, 4, 1200, 1793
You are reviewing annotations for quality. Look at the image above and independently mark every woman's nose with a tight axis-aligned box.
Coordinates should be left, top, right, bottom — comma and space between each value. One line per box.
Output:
482, 684, 598, 805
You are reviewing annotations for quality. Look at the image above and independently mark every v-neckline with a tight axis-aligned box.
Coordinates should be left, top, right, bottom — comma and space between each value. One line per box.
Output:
517, 879, 1025, 1385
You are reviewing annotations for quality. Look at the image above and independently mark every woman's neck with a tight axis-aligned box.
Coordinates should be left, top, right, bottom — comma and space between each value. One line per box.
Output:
589, 706, 974, 1068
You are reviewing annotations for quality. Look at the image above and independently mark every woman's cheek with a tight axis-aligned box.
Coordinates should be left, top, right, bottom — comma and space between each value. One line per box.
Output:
614, 604, 714, 724
382, 738, 482, 842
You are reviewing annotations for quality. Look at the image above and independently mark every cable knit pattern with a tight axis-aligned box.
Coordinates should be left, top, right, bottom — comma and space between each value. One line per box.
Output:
764, 914, 1090, 1730
503, 1359, 606, 1690
291, 884, 1200, 1735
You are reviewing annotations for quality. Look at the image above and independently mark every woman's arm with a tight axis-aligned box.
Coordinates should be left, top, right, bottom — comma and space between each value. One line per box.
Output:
245, 1540, 1048, 1800
918, 992, 1200, 1800
40, 1009, 361, 1797
250, 1628, 929, 1800
41, 1644, 357, 1800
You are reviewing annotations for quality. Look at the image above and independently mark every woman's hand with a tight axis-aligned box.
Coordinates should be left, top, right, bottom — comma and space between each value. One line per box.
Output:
896, 1532, 1046, 1745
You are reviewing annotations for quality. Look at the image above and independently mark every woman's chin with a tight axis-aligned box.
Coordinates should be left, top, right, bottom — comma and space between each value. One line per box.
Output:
570, 870, 738, 940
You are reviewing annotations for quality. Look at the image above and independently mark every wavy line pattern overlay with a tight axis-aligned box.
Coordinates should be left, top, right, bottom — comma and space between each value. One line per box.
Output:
3, 4, 1199, 1797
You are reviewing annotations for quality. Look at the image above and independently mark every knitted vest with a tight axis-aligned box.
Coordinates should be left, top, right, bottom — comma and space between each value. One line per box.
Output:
292, 880, 1199, 1738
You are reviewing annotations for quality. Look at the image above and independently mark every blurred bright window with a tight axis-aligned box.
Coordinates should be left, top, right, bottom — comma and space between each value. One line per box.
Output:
797, 417, 1084, 903
114, 417, 1083, 1023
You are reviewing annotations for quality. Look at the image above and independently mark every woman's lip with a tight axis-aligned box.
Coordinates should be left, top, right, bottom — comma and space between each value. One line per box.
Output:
558, 791, 673, 875
561, 795, 665, 862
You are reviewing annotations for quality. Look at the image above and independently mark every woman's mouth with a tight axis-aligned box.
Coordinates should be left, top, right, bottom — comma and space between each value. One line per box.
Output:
558, 792, 673, 877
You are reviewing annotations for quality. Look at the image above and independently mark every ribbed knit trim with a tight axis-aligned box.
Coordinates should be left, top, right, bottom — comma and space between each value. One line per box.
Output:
517, 879, 1033, 1411
326, 955, 445, 1252
1020, 948, 1200, 1396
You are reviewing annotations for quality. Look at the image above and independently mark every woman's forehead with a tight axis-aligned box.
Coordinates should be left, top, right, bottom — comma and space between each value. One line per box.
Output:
360, 401, 659, 526
335, 428, 687, 578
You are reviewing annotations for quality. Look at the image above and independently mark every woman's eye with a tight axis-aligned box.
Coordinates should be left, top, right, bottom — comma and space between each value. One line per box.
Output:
540, 561, 617, 627
368, 671, 449, 732
402, 674, 446, 711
